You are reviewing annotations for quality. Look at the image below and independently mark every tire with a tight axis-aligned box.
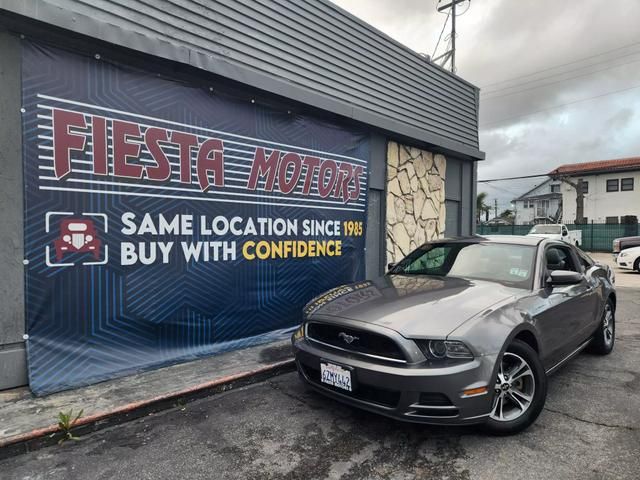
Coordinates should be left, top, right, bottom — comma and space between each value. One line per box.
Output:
634, 258, 640, 273
484, 340, 547, 435
588, 298, 615, 355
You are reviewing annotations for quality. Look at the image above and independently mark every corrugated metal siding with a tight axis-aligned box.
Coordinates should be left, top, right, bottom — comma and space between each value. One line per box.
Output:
1, 0, 480, 152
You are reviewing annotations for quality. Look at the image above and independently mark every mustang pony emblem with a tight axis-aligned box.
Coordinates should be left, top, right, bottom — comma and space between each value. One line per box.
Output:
338, 332, 359, 344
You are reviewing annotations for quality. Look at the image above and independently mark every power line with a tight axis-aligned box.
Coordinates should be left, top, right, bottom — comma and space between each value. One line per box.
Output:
481, 52, 640, 99
481, 82, 640, 128
480, 182, 524, 197
478, 173, 550, 183
431, 10, 450, 58
434, 0, 469, 72
480, 39, 640, 89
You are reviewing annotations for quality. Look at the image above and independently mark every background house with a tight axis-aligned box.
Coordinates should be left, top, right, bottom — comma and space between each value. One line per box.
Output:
513, 178, 563, 224
550, 157, 640, 224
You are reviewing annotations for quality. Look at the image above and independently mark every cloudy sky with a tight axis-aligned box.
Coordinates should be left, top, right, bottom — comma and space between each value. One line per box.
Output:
333, 0, 640, 212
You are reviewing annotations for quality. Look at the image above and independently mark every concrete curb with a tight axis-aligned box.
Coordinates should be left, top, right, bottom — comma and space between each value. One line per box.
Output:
0, 359, 295, 460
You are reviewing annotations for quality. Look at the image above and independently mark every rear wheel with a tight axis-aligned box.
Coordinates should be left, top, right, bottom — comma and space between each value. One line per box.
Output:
588, 299, 615, 355
484, 340, 547, 435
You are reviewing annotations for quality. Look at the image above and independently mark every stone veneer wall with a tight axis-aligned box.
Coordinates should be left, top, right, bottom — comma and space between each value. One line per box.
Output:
386, 141, 446, 264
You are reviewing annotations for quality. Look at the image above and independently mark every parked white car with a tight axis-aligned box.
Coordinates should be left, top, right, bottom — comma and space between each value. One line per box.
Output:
616, 246, 640, 272
527, 224, 582, 246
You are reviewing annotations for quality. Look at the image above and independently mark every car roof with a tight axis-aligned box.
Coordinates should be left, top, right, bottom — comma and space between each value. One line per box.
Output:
432, 235, 545, 247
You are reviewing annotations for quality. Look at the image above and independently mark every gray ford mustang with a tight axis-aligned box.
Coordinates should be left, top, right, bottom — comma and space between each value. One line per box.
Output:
292, 236, 616, 434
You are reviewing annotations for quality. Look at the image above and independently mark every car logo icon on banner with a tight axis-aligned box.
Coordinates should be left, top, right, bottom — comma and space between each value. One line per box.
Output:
54, 218, 101, 261
44, 212, 109, 267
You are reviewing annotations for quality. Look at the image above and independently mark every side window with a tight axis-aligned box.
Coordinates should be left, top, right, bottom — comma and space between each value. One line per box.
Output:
577, 250, 594, 271
545, 246, 579, 272
404, 246, 449, 273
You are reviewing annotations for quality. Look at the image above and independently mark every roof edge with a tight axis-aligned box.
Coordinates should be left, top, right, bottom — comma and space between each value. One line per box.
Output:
0, 0, 485, 160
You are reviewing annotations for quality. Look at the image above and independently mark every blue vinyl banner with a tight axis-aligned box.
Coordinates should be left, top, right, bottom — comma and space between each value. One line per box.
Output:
22, 41, 369, 395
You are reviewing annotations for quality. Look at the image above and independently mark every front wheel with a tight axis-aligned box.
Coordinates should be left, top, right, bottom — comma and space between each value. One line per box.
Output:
484, 340, 547, 435
588, 298, 615, 355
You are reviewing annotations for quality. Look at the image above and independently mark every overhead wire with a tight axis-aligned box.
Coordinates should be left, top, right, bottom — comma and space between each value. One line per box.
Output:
481, 52, 640, 99
480, 39, 640, 89
431, 10, 450, 58
480, 82, 640, 128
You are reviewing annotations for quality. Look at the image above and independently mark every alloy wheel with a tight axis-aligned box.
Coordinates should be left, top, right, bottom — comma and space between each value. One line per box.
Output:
490, 352, 536, 422
603, 303, 614, 347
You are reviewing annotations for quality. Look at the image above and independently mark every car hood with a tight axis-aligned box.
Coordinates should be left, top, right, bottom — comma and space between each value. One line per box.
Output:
304, 275, 521, 338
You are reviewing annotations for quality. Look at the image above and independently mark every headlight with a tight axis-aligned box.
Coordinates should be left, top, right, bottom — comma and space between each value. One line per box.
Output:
444, 341, 474, 359
292, 324, 305, 342
415, 339, 474, 361
619, 251, 628, 258
428, 340, 447, 358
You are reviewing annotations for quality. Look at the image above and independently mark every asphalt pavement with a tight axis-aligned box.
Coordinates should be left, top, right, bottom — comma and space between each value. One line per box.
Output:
2, 288, 639, 480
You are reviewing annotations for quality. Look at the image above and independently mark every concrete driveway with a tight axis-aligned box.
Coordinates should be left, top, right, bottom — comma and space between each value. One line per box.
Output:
2, 288, 639, 480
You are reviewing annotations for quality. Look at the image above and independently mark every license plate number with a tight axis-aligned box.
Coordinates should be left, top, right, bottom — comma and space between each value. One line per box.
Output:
320, 362, 352, 391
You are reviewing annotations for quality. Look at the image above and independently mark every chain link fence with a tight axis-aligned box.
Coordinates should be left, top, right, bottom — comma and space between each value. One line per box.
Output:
476, 222, 640, 252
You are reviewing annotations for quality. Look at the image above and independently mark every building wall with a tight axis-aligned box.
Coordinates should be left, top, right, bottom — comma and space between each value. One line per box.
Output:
512, 179, 562, 224
514, 197, 561, 224
0, 30, 27, 389
0, 6, 480, 389
562, 172, 640, 223
385, 141, 446, 264
364, 133, 387, 278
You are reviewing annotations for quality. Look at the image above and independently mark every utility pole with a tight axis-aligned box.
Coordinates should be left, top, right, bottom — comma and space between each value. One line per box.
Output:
434, 0, 469, 73
494, 199, 498, 219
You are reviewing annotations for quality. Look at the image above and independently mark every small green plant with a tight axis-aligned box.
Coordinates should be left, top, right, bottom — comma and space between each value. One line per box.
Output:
57, 409, 83, 445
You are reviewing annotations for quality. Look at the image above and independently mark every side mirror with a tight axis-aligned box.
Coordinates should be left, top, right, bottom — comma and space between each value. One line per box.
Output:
387, 262, 397, 271
547, 270, 583, 286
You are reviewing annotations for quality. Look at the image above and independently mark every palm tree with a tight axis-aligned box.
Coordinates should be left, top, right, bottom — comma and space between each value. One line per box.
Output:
476, 192, 490, 223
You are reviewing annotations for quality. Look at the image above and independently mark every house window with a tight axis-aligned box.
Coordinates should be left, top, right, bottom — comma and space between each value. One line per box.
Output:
621, 178, 634, 191
606, 216, 619, 224
606, 179, 619, 192
580, 181, 589, 194
536, 200, 550, 217
550, 184, 560, 193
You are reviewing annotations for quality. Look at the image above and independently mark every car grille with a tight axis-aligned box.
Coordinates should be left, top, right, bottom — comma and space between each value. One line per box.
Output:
306, 322, 406, 363
300, 364, 401, 408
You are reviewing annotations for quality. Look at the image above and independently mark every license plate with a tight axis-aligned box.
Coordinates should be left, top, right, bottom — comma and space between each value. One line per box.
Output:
320, 362, 352, 392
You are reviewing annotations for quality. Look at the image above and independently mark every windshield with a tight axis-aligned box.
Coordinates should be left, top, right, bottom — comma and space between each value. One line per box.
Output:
529, 225, 561, 234
390, 242, 536, 289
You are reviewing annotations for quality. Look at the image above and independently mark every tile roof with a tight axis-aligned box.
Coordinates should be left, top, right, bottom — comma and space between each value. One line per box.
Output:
549, 156, 640, 176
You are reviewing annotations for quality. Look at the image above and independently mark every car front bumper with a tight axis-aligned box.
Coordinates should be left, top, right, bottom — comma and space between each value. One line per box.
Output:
616, 256, 633, 270
293, 337, 497, 425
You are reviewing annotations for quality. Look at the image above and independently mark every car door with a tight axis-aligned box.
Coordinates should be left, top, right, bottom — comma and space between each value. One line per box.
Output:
575, 247, 604, 327
534, 243, 595, 369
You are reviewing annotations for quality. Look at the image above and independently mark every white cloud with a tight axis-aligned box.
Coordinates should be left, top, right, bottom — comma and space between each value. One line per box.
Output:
332, 0, 640, 209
